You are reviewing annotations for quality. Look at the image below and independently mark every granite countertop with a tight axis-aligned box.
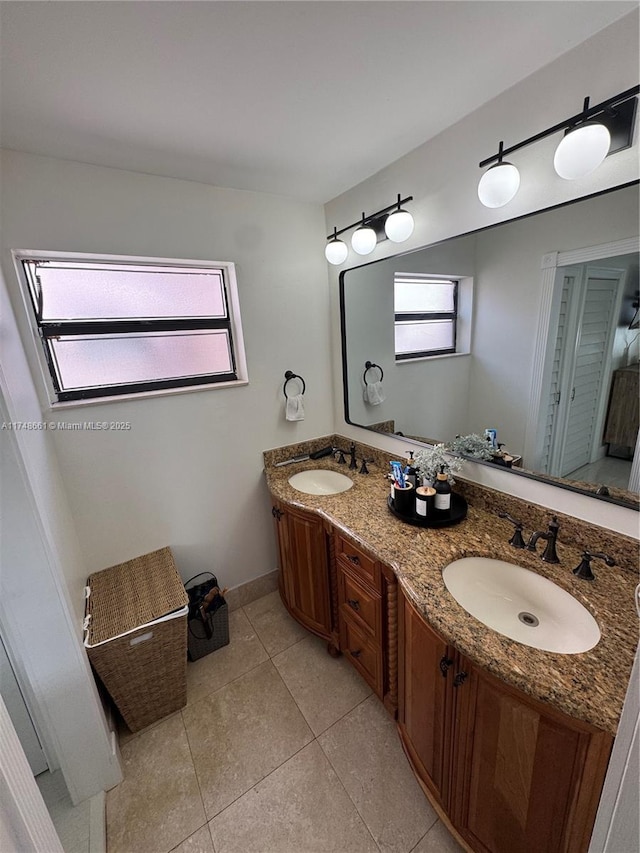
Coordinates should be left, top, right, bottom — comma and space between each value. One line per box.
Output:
264, 447, 639, 737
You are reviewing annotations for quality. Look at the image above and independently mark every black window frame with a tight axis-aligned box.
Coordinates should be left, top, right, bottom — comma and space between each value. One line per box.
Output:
20, 255, 240, 402
394, 275, 459, 361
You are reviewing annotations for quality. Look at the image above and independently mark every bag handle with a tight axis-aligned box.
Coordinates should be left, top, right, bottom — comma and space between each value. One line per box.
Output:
184, 571, 216, 589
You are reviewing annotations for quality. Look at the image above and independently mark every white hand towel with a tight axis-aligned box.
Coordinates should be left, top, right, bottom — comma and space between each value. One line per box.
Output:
286, 393, 305, 421
364, 381, 385, 405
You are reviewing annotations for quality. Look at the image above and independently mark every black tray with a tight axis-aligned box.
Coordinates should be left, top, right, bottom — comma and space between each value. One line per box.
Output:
387, 492, 468, 528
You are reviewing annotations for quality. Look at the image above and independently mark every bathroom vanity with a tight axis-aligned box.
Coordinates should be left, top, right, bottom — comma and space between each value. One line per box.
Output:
264, 436, 638, 853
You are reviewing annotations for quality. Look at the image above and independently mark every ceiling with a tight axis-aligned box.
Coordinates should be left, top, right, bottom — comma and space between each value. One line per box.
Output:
0, 1, 637, 203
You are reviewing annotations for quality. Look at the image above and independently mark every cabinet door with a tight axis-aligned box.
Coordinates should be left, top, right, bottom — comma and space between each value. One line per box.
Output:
275, 502, 332, 639
340, 614, 383, 697
398, 593, 453, 806
452, 661, 613, 853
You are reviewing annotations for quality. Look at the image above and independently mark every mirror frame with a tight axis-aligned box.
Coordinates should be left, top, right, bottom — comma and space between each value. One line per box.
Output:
339, 180, 640, 511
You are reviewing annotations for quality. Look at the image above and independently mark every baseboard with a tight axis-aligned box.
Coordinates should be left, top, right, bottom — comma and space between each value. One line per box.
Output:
224, 569, 279, 611
89, 789, 106, 853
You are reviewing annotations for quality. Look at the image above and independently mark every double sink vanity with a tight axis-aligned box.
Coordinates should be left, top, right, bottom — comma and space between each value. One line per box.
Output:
264, 435, 638, 853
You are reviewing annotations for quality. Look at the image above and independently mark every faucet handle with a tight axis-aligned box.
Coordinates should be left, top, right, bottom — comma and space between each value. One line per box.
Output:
573, 551, 616, 581
359, 458, 374, 475
498, 512, 526, 549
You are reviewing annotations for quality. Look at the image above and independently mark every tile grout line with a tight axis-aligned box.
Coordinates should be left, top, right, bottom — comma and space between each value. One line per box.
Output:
177, 594, 393, 852
314, 695, 386, 853
179, 706, 213, 851
205, 737, 315, 829
262, 630, 386, 849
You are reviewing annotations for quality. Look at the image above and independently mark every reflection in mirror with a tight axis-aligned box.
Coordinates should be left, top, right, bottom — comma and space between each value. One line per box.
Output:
341, 184, 639, 509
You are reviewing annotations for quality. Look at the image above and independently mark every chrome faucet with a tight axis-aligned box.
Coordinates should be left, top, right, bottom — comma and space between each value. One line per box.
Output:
526, 516, 560, 563
573, 551, 616, 581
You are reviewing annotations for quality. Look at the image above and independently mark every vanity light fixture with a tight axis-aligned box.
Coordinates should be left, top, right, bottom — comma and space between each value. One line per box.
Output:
384, 194, 415, 242
478, 86, 638, 208
477, 142, 520, 208
324, 194, 414, 265
351, 214, 378, 255
325, 227, 349, 265
553, 97, 611, 180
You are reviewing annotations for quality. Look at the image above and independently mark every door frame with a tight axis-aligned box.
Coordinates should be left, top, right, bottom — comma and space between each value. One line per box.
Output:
525, 236, 640, 470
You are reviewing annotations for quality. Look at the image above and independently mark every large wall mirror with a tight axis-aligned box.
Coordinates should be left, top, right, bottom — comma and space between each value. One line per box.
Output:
340, 183, 639, 509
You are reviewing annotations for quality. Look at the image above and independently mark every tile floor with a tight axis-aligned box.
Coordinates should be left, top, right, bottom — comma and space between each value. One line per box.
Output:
568, 455, 632, 489
108, 590, 463, 853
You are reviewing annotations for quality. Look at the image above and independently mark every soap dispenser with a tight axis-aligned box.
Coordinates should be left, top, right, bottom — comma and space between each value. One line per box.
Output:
405, 451, 417, 487
434, 466, 452, 513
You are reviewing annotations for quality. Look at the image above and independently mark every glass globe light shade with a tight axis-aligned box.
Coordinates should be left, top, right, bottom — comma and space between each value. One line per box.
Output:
324, 237, 349, 265
351, 225, 377, 255
384, 209, 415, 243
477, 161, 520, 208
553, 122, 611, 180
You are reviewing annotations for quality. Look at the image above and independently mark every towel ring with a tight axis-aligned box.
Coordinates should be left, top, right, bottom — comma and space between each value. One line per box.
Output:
283, 370, 306, 399
363, 361, 384, 385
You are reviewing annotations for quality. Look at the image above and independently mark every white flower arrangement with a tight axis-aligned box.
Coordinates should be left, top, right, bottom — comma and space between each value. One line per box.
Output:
413, 443, 463, 485
450, 433, 494, 461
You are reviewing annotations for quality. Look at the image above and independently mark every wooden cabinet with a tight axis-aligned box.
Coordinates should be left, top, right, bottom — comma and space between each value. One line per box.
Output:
398, 592, 452, 806
604, 363, 639, 450
271, 500, 333, 643
335, 532, 398, 715
398, 591, 613, 853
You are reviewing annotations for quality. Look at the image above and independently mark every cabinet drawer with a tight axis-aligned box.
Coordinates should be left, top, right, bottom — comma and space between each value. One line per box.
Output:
340, 614, 383, 697
338, 564, 381, 641
335, 534, 380, 591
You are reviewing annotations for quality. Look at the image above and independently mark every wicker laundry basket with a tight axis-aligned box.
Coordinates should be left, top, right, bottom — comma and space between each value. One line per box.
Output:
84, 547, 189, 732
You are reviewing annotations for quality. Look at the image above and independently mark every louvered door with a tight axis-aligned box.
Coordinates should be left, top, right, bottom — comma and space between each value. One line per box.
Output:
559, 273, 619, 476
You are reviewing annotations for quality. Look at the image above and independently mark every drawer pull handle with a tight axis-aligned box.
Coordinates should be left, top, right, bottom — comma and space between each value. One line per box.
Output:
350, 649, 362, 658
453, 671, 468, 688
346, 554, 361, 566
439, 656, 453, 677
347, 598, 360, 612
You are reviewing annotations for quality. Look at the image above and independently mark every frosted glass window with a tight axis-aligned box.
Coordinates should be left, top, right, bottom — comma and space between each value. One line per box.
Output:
394, 279, 455, 314
51, 331, 233, 391
395, 321, 455, 355
18, 253, 244, 402
24, 261, 226, 321
394, 273, 457, 360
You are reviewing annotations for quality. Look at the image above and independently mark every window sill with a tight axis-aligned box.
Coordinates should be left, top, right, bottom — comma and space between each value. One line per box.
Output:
45, 378, 249, 412
395, 351, 470, 365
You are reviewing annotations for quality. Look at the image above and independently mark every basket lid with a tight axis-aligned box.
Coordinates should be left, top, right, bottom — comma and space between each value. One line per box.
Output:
85, 547, 188, 644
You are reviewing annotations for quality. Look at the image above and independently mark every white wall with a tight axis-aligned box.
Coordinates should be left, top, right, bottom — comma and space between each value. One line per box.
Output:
1, 265, 121, 800
0, 150, 333, 587
326, 9, 640, 538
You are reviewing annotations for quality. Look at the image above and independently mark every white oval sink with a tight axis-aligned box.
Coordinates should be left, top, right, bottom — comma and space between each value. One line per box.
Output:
288, 469, 354, 496
443, 557, 600, 654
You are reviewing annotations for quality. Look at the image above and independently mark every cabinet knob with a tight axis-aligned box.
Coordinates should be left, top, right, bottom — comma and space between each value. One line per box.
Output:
346, 554, 361, 566
350, 649, 362, 659
271, 506, 283, 520
453, 671, 468, 688
347, 598, 360, 612
439, 656, 454, 678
